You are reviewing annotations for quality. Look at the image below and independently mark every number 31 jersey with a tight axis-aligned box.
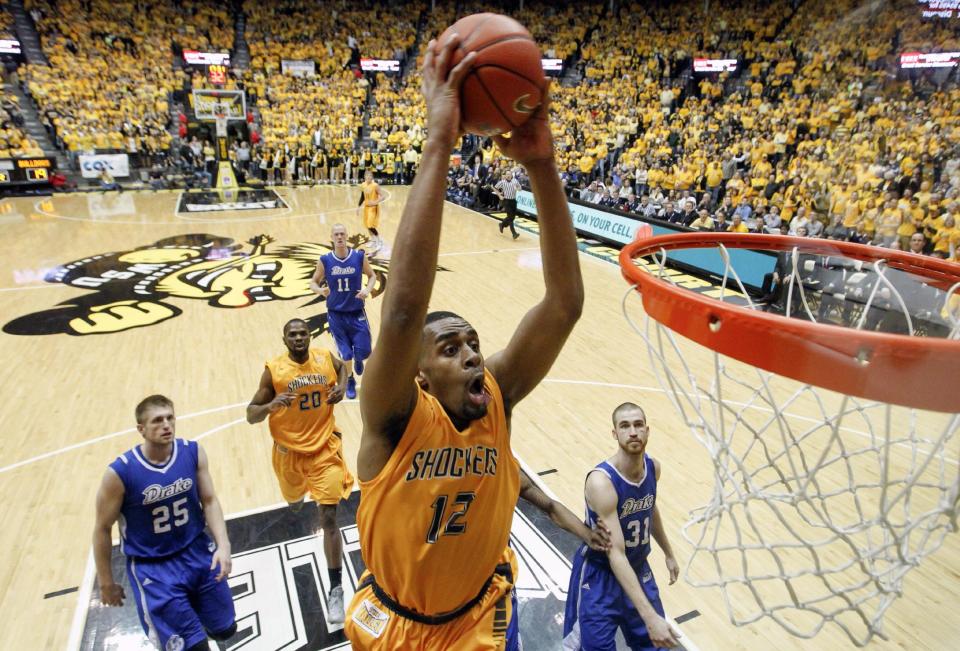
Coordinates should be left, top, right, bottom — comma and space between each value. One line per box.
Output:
109, 439, 206, 559
584, 456, 657, 569
266, 347, 339, 454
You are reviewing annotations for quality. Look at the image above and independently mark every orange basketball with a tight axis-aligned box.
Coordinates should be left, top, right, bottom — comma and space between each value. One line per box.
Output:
438, 13, 546, 136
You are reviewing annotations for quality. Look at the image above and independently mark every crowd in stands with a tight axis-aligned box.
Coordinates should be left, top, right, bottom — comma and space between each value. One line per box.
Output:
241, 0, 423, 174
447, 0, 960, 262
0, 92, 43, 157
19, 0, 234, 160
0, 0, 957, 263
0, 6, 14, 40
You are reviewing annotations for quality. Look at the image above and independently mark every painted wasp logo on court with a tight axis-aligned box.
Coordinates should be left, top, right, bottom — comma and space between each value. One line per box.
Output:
3, 233, 411, 337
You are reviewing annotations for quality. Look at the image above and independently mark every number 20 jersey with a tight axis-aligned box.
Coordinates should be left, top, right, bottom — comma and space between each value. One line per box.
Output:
109, 439, 206, 559
266, 347, 338, 454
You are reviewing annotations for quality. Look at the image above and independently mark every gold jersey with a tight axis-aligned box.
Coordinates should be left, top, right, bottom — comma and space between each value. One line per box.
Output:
356, 369, 519, 616
266, 348, 339, 454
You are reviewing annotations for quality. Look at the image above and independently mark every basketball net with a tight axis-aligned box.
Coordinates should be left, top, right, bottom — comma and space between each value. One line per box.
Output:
621, 238, 960, 646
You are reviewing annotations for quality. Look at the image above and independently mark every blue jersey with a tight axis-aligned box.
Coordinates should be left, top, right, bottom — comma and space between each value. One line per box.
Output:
109, 439, 206, 559
584, 457, 657, 569
322, 248, 365, 313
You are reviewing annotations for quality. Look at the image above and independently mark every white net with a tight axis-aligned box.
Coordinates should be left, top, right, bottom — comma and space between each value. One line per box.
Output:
621, 241, 960, 646
214, 102, 229, 139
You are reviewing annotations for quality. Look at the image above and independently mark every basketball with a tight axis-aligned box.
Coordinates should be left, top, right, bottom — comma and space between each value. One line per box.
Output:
438, 13, 546, 136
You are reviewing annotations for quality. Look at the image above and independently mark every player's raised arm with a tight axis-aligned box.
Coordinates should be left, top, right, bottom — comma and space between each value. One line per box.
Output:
93, 468, 126, 606
196, 444, 231, 582
585, 471, 680, 648
357, 35, 476, 481
487, 85, 584, 410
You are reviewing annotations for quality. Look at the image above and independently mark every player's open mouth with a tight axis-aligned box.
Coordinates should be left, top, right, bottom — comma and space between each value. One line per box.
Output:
467, 375, 489, 406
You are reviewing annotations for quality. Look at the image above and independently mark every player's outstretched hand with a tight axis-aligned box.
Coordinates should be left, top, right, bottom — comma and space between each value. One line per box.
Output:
647, 615, 681, 648
492, 81, 554, 167
587, 519, 612, 552
665, 555, 680, 585
269, 392, 297, 411
421, 34, 476, 149
327, 383, 346, 405
210, 546, 232, 582
100, 583, 125, 606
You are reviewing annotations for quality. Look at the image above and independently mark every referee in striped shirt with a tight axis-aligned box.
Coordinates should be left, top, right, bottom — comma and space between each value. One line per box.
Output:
495, 171, 522, 239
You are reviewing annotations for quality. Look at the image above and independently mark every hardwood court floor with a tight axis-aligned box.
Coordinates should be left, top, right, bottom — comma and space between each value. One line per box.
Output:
0, 185, 956, 650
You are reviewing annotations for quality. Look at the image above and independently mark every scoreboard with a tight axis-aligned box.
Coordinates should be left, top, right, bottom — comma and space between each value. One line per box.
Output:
0, 158, 55, 185
208, 64, 228, 85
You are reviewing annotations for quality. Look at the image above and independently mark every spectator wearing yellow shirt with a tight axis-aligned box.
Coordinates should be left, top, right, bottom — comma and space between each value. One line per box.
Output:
932, 216, 958, 259
875, 200, 902, 247
728, 214, 750, 233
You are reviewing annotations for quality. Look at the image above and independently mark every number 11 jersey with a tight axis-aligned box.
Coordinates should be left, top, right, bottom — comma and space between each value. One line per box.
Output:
322, 248, 365, 313
109, 439, 206, 559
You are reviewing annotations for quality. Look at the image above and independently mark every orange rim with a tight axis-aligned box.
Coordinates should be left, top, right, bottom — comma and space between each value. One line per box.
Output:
619, 233, 960, 413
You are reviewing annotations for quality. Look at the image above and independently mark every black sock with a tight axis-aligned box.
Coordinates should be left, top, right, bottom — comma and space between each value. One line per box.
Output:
329, 567, 342, 588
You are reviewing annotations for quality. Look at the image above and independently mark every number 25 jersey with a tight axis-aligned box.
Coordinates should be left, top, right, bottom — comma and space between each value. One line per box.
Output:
356, 368, 520, 615
109, 439, 206, 559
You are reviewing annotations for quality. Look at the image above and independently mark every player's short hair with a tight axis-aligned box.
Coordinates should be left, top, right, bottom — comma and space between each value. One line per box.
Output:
283, 318, 309, 334
331, 222, 347, 233
612, 402, 645, 427
425, 311, 468, 328
136, 394, 174, 424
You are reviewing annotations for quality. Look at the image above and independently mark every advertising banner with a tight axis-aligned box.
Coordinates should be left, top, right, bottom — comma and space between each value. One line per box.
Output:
900, 51, 960, 68
281, 59, 316, 77
360, 58, 400, 72
79, 154, 130, 179
183, 50, 230, 65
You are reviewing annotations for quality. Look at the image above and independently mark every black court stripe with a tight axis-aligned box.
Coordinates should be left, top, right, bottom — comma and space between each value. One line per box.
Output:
44, 586, 79, 599
537, 468, 558, 476
674, 609, 701, 624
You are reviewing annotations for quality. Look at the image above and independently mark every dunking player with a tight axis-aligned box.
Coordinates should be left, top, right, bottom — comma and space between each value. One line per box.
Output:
93, 395, 237, 651
310, 223, 377, 400
563, 403, 681, 650
358, 169, 385, 250
246, 318, 353, 624
344, 34, 583, 649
